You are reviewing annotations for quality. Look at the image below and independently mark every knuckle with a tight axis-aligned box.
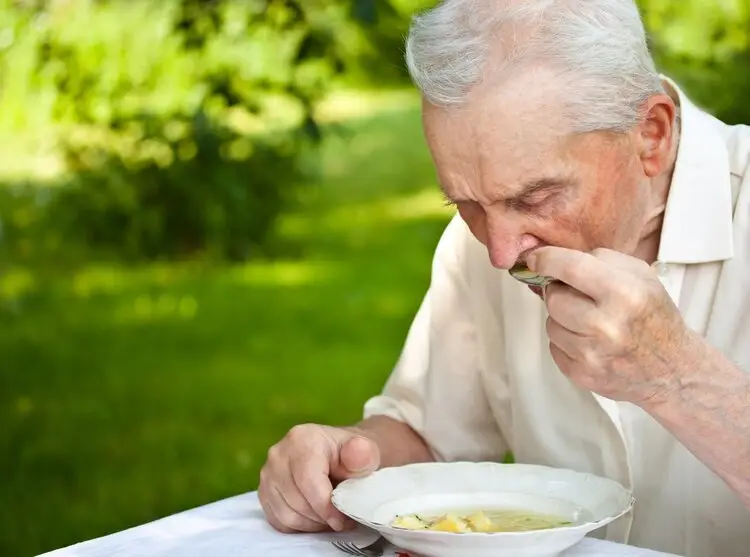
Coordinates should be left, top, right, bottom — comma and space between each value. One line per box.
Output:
628, 288, 648, 309
266, 443, 283, 464
597, 319, 623, 345
615, 282, 648, 310
545, 291, 562, 317
545, 315, 561, 341
582, 347, 601, 370
258, 464, 272, 487
257, 482, 272, 511
288, 423, 315, 442
545, 315, 554, 336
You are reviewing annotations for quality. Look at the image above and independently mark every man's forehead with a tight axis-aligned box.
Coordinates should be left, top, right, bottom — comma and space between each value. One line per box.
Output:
423, 96, 570, 194
424, 69, 569, 146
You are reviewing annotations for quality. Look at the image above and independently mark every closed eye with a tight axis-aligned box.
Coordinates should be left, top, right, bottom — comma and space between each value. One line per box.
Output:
508, 179, 570, 211
521, 190, 556, 206
508, 193, 554, 211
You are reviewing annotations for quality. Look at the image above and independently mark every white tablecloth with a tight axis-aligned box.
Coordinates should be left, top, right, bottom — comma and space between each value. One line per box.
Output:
39, 492, 680, 557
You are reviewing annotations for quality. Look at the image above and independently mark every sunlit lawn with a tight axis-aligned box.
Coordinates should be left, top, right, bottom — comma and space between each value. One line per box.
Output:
0, 97, 454, 557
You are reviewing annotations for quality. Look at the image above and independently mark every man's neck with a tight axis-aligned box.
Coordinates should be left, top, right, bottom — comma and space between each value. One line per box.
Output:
633, 210, 666, 265
633, 130, 680, 265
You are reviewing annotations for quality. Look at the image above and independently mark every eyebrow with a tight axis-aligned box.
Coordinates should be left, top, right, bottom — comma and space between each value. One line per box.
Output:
513, 177, 572, 200
440, 176, 574, 204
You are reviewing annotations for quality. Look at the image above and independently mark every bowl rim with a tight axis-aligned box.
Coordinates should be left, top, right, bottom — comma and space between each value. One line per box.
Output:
331, 461, 635, 538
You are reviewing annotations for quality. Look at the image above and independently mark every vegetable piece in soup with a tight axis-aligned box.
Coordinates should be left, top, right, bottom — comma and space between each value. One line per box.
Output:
391, 509, 572, 533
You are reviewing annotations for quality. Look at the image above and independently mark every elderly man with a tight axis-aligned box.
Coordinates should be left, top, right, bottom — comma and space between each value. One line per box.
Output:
258, 1, 750, 556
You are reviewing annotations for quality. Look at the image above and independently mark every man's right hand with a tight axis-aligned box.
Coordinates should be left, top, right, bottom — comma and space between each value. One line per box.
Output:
258, 423, 381, 533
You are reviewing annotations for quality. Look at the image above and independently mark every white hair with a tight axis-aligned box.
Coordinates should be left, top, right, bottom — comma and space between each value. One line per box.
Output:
405, 0, 665, 133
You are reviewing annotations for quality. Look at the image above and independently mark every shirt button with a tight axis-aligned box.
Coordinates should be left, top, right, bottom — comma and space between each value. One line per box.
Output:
652, 261, 669, 277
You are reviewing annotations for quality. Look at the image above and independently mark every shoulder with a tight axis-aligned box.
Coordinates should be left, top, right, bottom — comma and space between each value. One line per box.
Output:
689, 105, 750, 212
712, 119, 750, 183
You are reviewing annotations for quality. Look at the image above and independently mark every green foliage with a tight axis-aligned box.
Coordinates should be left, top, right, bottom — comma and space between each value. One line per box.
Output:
2, 0, 748, 264
1, 2, 750, 556
639, 0, 750, 124
54, 115, 303, 261
0, 0, 402, 262
0, 100, 445, 557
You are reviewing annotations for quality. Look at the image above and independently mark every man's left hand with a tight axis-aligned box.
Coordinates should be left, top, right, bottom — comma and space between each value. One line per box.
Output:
527, 246, 694, 405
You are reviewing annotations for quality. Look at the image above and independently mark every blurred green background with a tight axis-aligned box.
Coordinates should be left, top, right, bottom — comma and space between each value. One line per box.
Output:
1, 1, 748, 555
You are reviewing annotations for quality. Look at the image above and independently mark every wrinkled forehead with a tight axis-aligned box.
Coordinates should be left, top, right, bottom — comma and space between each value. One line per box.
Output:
422, 70, 573, 190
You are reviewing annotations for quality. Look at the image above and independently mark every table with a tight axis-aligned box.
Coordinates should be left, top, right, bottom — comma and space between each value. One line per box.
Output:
39, 492, 680, 557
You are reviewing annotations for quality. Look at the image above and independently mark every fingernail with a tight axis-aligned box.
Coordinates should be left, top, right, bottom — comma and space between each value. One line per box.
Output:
329, 518, 345, 531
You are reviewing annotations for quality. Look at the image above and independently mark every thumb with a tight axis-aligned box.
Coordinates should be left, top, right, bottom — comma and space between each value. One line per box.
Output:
332, 435, 380, 480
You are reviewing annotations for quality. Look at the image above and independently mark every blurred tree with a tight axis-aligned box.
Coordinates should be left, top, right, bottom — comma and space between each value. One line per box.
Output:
0, 0, 418, 262
639, 0, 750, 124
0, 0, 748, 265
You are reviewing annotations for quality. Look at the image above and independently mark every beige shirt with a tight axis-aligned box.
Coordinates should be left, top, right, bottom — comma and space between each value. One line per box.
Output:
362, 78, 750, 557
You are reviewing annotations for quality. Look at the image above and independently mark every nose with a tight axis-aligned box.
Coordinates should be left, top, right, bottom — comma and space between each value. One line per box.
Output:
485, 214, 525, 269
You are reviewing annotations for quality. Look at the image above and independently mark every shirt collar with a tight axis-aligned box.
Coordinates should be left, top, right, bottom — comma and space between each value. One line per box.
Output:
655, 76, 734, 265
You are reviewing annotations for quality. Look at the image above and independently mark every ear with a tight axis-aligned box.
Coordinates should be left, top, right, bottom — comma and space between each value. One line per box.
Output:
637, 94, 677, 178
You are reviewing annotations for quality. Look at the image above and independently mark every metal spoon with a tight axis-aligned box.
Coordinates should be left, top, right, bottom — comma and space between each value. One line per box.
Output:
508, 262, 555, 287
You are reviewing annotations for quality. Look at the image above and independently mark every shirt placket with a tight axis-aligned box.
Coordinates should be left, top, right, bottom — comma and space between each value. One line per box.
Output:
652, 261, 686, 305
585, 261, 687, 544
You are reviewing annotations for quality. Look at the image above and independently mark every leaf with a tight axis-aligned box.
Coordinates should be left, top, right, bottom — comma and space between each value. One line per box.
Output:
294, 29, 330, 64
302, 115, 322, 142
352, 0, 378, 25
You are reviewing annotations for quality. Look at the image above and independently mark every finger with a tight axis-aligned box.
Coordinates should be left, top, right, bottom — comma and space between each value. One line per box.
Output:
544, 281, 597, 334
548, 341, 601, 395
546, 315, 585, 360
336, 436, 380, 478
259, 481, 327, 533
590, 247, 651, 274
274, 485, 330, 532
549, 341, 576, 378
284, 465, 330, 525
259, 456, 328, 532
290, 455, 347, 531
528, 246, 612, 301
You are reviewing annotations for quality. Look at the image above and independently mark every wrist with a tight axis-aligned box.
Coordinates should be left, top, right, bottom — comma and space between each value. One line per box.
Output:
347, 415, 435, 468
637, 328, 703, 412
640, 331, 747, 417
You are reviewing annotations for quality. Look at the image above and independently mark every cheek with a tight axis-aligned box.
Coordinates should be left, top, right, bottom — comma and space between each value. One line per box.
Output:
534, 215, 589, 250
521, 192, 593, 251
576, 175, 642, 250
528, 187, 616, 252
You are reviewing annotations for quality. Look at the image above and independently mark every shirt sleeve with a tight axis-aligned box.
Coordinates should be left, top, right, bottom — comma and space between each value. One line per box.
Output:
363, 215, 508, 463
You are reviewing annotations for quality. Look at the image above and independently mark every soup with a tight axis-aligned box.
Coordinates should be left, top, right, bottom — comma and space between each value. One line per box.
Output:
391, 509, 572, 533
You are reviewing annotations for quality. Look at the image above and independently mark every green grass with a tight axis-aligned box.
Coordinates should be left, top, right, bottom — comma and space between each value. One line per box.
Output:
0, 100, 455, 557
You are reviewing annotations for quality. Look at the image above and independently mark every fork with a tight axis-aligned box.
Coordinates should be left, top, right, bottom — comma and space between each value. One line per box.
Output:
331, 535, 389, 556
